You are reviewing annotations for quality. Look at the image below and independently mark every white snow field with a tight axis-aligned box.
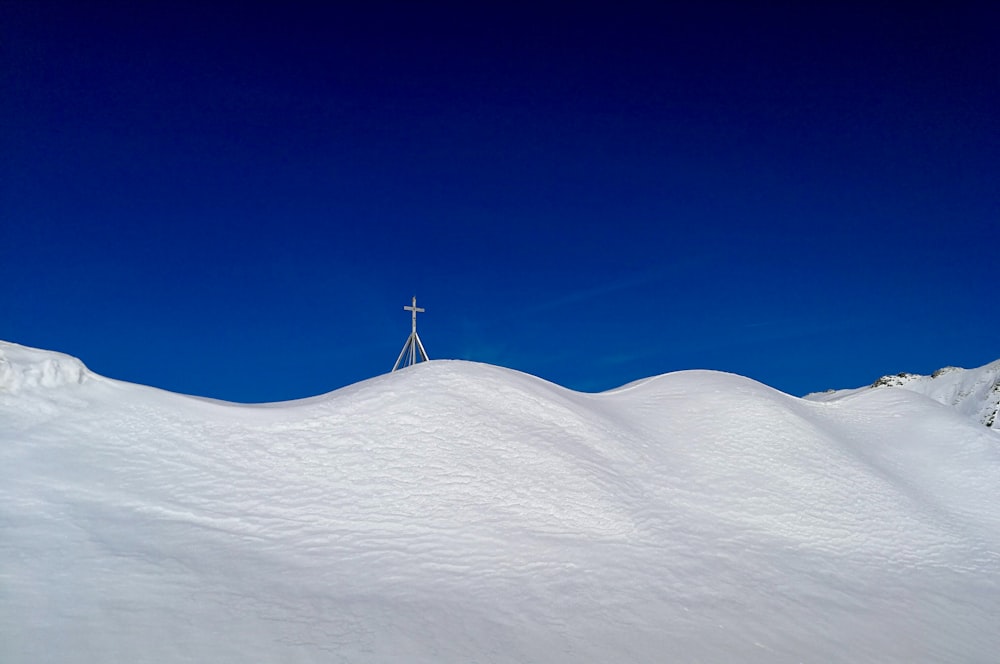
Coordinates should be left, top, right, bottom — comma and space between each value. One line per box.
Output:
2, 340, 999, 663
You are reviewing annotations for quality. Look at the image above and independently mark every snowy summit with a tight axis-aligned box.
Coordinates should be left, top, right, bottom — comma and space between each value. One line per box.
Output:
2, 340, 999, 663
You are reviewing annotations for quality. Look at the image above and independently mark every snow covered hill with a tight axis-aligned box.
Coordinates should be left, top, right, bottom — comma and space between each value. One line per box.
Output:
2, 340, 999, 663
807, 359, 1000, 429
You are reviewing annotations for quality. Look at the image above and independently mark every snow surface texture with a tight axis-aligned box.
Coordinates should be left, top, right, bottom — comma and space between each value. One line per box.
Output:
2, 340, 1000, 663
807, 359, 1000, 429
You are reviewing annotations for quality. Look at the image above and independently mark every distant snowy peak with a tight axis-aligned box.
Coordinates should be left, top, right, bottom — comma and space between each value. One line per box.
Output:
814, 359, 1000, 429
0, 341, 91, 393
869, 372, 923, 388
878, 360, 1000, 428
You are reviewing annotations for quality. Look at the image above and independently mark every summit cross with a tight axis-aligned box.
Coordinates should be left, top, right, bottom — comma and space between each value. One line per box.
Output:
392, 296, 429, 372
404, 296, 425, 336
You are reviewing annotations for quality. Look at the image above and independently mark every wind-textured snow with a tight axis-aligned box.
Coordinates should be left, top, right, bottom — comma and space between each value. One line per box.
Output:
2, 340, 999, 663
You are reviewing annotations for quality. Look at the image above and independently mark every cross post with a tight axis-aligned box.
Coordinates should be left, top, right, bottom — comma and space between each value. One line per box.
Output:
404, 296, 425, 336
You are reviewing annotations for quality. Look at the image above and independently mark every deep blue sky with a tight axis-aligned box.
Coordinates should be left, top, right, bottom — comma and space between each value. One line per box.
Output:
2, 2, 997, 402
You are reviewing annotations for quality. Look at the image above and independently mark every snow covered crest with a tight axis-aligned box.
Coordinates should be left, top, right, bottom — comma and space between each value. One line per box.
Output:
0, 341, 90, 393
2, 343, 1000, 663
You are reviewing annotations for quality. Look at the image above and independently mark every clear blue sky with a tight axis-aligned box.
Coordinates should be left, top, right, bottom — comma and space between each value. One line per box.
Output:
2, 2, 997, 402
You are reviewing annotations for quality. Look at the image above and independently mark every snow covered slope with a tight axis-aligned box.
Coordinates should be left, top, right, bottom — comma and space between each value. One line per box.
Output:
807, 359, 1000, 429
2, 340, 1000, 663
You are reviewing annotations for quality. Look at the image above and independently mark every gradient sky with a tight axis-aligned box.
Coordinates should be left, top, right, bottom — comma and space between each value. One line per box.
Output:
2, 2, 998, 402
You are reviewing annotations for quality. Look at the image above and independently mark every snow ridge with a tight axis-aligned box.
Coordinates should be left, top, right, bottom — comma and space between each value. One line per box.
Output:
0, 341, 90, 393
2, 343, 1000, 663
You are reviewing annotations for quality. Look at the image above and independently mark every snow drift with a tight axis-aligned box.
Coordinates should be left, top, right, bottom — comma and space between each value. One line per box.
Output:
2, 340, 999, 663
0, 341, 90, 392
